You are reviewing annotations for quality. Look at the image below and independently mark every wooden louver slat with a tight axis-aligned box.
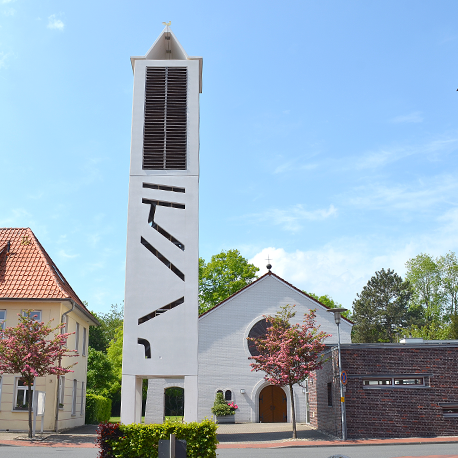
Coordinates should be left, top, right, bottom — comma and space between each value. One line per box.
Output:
142, 67, 187, 170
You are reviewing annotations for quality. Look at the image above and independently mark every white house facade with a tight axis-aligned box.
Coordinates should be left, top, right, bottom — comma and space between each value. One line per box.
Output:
145, 271, 352, 424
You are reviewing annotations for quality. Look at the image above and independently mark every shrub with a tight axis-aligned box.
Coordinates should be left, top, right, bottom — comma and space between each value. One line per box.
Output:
210, 392, 235, 416
96, 420, 218, 458
86, 393, 112, 424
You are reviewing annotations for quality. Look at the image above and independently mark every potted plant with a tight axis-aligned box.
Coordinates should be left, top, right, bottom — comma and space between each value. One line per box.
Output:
211, 392, 238, 424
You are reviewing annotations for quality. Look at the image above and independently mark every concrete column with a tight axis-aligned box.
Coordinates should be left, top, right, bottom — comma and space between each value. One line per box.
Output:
184, 375, 198, 422
121, 374, 142, 424
135, 376, 143, 424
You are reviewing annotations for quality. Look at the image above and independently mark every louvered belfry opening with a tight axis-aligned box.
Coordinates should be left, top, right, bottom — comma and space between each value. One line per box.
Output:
143, 67, 188, 170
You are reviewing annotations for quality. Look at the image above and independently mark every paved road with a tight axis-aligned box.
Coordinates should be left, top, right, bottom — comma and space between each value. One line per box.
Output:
0, 444, 98, 458
1, 442, 458, 458
216, 443, 458, 458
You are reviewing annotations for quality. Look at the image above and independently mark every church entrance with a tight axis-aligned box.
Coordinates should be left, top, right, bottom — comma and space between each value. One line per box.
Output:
259, 385, 287, 423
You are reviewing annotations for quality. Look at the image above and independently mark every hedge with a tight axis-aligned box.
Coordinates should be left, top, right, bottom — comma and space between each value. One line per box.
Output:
96, 420, 218, 458
86, 393, 112, 424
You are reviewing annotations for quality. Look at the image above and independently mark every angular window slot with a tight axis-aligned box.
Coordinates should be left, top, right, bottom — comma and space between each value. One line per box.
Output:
140, 237, 185, 281
138, 338, 151, 359
143, 183, 185, 193
138, 297, 185, 324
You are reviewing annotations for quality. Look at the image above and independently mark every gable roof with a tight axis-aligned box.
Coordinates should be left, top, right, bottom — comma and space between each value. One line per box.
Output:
199, 270, 353, 324
0, 228, 98, 325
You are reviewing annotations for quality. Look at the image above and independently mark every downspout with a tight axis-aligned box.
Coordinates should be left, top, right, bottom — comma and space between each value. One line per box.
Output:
55, 300, 75, 433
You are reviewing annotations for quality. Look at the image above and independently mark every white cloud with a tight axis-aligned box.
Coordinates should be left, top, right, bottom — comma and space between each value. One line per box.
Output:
248, 203, 458, 311
2, 7, 15, 16
354, 135, 458, 170
47, 14, 64, 31
347, 174, 458, 212
390, 111, 424, 124
2, 0, 17, 4
0, 52, 9, 69
58, 249, 79, 259
245, 204, 337, 232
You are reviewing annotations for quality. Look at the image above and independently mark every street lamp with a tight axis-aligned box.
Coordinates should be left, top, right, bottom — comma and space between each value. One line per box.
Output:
327, 307, 347, 441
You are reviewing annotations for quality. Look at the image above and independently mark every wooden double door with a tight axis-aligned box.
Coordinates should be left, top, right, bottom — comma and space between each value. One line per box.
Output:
259, 385, 287, 423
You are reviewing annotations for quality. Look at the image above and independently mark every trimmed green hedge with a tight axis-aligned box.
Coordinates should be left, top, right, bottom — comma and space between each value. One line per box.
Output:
86, 393, 112, 424
97, 420, 218, 458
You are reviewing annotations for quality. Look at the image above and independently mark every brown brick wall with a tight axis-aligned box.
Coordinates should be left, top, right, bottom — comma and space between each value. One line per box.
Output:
309, 347, 342, 437
312, 344, 458, 439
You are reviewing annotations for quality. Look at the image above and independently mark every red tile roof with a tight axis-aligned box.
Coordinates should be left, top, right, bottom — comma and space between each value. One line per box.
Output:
0, 228, 94, 319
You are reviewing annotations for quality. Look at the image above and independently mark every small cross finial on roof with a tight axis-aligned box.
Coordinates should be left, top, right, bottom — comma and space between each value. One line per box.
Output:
266, 255, 272, 271
162, 21, 171, 26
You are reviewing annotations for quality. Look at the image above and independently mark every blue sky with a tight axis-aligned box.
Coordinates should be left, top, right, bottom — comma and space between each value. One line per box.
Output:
1, 1, 458, 313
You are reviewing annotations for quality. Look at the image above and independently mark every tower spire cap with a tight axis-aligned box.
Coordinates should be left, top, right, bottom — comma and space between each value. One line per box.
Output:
130, 25, 203, 92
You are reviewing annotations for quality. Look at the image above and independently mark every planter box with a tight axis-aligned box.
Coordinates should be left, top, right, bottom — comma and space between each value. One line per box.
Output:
216, 415, 235, 424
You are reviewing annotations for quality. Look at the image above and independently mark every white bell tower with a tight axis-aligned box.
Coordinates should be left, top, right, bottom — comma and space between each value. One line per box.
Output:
121, 25, 202, 424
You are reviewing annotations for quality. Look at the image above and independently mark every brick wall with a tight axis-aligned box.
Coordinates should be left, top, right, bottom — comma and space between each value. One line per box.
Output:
309, 347, 342, 437
313, 343, 458, 439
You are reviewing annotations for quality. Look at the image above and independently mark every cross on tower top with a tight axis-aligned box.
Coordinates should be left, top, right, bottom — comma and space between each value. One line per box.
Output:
266, 255, 272, 271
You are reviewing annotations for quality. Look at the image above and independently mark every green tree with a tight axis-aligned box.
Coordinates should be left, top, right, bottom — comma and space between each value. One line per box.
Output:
352, 268, 412, 343
437, 251, 458, 317
199, 249, 259, 314
306, 292, 352, 320
405, 254, 443, 322
89, 303, 124, 352
87, 347, 116, 397
88, 311, 109, 352
106, 325, 123, 415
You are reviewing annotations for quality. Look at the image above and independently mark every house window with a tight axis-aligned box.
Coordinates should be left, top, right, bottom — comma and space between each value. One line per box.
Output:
14, 378, 34, 410
75, 322, 80, 353
327, 382, 332, 407
439, 403, 458, 418
82, 327, 87, 356
63, 315, 69, 334
72, 379, 77, 415
80, 382, 85, 416
225, 390, 232, 401
22, 310, 42, 322
363, 376, 425, 388
0, 310, 6, 330
58, 376, 65, 408
364, 379, 392, 386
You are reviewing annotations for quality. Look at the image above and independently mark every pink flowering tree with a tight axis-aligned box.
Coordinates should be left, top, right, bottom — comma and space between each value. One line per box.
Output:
248, 305, 329, 439
0, 311, 76, 438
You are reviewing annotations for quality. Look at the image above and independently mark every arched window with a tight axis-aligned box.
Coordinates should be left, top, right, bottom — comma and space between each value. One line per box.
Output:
225, 390, 232, 401
247, 319, 271, 356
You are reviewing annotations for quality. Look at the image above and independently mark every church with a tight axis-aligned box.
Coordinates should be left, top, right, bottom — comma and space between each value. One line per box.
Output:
145, 269, 352, 424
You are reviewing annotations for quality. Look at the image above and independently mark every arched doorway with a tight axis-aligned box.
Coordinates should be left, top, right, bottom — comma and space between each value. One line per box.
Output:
164, 387, 184, 421
259, 385, 287, 423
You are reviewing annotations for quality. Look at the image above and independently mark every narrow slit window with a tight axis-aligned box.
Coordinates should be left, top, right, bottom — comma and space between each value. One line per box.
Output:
138, 297, 184, 324
327, 382, 332, 407
138, 338, 152, 359
143, 200, 185, 251
143, 183, 185, 193
140, 237, 185, 281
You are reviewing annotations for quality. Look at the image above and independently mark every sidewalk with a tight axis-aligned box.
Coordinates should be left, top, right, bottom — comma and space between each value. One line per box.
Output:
0, 423, 457, 449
